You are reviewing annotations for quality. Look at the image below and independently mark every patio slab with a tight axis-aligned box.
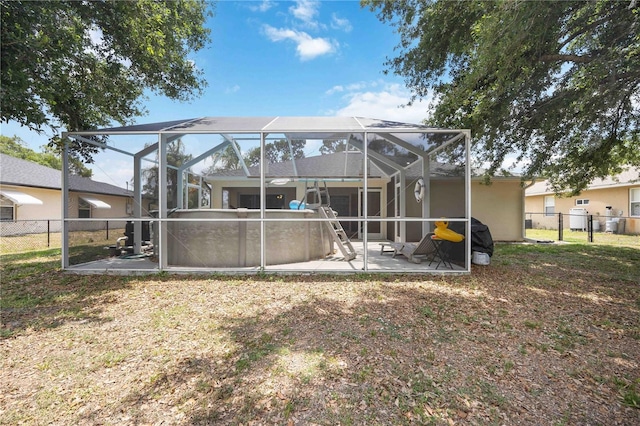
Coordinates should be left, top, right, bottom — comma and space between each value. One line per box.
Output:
67, 242, 467, 274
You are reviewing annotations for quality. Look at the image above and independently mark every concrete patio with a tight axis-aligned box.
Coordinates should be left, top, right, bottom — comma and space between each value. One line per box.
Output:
67, 241, 467, 274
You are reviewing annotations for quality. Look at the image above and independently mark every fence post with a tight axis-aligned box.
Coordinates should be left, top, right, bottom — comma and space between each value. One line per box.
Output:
47, 220, 50, 247
588, 215, 594, 242
558, 213, 563, 241
106, 221, 109, 241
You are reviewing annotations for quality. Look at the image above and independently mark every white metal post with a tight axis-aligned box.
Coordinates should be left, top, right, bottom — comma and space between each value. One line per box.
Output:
61, 134, 69, 269
159, 134, 168, 270
133, 153, 142, 254
260, 132, 266, 269
464, 129, 472, 272
398, 170, 406, 242
422, 156, 431, 236
362, 132, 368, 270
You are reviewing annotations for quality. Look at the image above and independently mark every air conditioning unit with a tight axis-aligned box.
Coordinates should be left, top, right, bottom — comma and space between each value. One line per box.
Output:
569, 208, 587, 231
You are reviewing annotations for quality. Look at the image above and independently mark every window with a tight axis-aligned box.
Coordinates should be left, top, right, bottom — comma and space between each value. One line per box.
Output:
239, 194, 259, 209
0, 195, 14, 221
575, 199, 589, 206
631, 188, 640, 217
267, 194, 285, 209
78, 198, 91, 218
544, 196, 555, 216
222, 189, 230, 209
185, 176, 211, 209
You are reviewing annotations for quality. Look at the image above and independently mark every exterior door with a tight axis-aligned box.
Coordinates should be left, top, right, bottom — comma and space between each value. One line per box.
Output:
358, 188, 383, 239
331, 194, 357, 238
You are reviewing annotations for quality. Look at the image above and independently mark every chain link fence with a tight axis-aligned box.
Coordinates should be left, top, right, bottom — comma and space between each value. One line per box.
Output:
0, 220, 62, 254
0, 220, 127, 255
3, 214, 637, 256
525, 212, 637, 244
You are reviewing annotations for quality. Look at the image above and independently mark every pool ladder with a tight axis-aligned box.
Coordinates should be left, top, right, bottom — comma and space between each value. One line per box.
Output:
302, 181, 330, 209
319, 206, 357, 261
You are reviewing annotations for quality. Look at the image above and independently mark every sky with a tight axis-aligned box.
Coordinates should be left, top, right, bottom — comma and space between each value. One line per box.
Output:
1, 0, 436, 186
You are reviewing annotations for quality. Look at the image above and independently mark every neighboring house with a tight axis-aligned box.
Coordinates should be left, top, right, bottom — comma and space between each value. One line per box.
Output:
206, 151, 526, 242
0, 153, 133, 230
525, 167, 640, 234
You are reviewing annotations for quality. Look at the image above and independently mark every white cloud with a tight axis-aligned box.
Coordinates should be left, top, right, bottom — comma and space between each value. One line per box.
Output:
225, 84, 240, 94
325, 85, 344, 95
290, 0, 320, 29
331, 13, 352, 32
247, 0, 276, 13
327, 82, 435, 125
325, 81, 369, 95
263, 25, 336, 60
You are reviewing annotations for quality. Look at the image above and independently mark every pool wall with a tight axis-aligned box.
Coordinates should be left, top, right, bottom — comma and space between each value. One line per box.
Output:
166, 209, 332, 267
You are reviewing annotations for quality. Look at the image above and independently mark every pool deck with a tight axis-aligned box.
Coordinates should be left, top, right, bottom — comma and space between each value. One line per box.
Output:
66, 241, 468, 274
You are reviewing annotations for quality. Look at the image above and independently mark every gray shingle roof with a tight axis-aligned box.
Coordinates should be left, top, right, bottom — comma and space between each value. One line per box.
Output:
526, 167, 640, 196
206, 150, 478, 180
0, 153, 132, 197
208, 151, 388, 179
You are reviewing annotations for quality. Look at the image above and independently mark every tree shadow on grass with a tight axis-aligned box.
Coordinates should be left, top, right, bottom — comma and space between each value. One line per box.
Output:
74, 286, 487, 425
0, 248, 138, 337
79, 276, 640, 426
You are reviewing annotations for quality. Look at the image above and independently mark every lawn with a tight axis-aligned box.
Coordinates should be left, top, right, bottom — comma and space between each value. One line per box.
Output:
525, 228, 640, 248
1, 242, 639, 425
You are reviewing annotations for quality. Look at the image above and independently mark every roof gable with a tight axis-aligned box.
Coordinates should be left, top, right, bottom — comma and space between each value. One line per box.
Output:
526, 167, 640, 196
0, 153, 132, 197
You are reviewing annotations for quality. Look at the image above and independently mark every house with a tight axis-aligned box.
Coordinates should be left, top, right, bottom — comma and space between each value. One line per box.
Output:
206, 150, 525, 242
524, 167, 640, 234
0, 153, 133, 232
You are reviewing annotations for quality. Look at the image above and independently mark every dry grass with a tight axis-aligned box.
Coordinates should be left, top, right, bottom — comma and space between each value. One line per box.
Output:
0, 228, 125, 256
1, 243, 639, 425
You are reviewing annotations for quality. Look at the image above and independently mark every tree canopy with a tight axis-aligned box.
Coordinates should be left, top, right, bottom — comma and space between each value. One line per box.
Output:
1, 0, 212, 163
245, 139, 306, 167
142, 139, 194, 209
204, 140, 306, 173
363, 0, 639, 193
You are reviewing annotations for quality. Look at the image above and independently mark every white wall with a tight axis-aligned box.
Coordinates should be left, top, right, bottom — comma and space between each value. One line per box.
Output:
2, 185, 61, 220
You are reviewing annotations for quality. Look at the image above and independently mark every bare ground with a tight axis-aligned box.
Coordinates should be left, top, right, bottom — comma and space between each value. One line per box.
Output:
1, 244, 639, 425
